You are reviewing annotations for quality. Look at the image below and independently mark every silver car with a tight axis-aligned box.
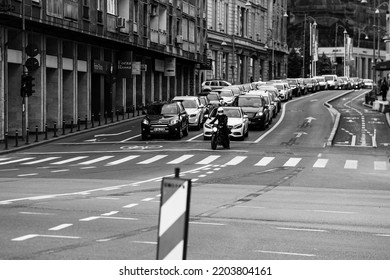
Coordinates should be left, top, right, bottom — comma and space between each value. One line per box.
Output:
172, 96, 206, 130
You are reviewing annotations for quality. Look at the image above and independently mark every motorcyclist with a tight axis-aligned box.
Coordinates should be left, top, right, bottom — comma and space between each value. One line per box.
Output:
210, 107, 229, 138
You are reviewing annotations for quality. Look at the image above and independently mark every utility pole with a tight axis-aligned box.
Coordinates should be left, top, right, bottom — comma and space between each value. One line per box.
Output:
21, 0, 27, 140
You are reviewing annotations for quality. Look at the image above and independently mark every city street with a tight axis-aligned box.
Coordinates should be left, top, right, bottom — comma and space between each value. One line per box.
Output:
1, 89, 389, 260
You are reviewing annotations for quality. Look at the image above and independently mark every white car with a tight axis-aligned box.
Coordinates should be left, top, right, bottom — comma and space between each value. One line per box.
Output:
272, 83, 292, 101
219, 89, 237, 106
172, 96, 206, 130
203, 107, 249, 140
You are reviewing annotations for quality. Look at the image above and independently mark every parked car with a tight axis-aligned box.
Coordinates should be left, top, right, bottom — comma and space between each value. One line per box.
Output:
323, 74, 338, 90
287, 78, 302, 97
219, 88, 238, 106
339, 76, 351, 89
201, 80, 231, 92
237, 93, 271, 130
171, 96, 206, 130
198, 95, 212, 116
363, 79, 374, 89
349, 77, 362, 89
313, 76, 328, 90
203, 106, 249, 140
224, 85, 243, 96
207, 91, 223, 109
272, 83, 292, 101
303, 78, 316, 93
257, 85, 281, 113
297, 78, 308, 95
141, 102, 189, 140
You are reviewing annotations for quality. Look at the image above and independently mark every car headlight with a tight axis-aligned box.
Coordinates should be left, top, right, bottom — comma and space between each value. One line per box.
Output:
169, 119, 179, 125
256, 112, 264, 117
233, 123, 243, 129
212, 127, 218, 132
142, 119, 149, 125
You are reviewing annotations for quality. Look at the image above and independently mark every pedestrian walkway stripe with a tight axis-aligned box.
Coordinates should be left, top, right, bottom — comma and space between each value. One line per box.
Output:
374, 161, 387, 171
137, 155, 167, 164
313, 159, 328, 168
0, 158, 35, 165
283, 157, 302, 167
51, 156, 88, 165
255, 157, 275, 166
196, 155, 220, 165
21, 157, 61, 165
225, 156, 247, 165
344, 160, 358, 169
167, 155, 194, 164
0, 158, 11, 161
77, 156, 114, 165
105, 155, 140, 166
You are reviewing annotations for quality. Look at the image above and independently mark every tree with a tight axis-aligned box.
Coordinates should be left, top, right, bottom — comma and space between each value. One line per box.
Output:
288, 48, 303, 78
316, 53, 333, 75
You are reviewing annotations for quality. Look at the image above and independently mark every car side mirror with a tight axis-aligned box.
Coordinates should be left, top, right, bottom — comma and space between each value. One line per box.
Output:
243, 114, 248, 119
204, 114, 209, 119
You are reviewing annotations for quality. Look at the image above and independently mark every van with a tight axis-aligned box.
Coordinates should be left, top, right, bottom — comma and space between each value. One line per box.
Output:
323, 75, 338, 90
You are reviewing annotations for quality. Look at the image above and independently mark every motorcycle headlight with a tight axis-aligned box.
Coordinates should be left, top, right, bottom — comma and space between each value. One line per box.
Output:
169, 119, 179, 125
212, 127, 218, 132
142, 119, 149, 125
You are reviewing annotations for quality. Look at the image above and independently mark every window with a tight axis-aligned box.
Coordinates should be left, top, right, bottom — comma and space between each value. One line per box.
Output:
47, 0, 63, 17
97, 0, 103, 11
64, 0, 78, 20
107, 0, 117, 15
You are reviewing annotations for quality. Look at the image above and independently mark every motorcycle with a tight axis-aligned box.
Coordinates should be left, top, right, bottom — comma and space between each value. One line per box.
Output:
211, 124, 230, 150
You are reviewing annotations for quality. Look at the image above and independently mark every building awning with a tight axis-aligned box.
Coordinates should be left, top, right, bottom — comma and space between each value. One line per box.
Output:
375, 60, 390, 71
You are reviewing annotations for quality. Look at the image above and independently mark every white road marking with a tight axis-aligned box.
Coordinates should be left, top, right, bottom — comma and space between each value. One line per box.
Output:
255, 157, 275, 166
141, 198, 154, 202
51, 156, 88, 165
12, 234, 80, 241
80, 216, 100, 221
283, 157, 302, 167
225, 156, 247, 165
235, 206, 265, 209
21, 157, 60, 165
375, 234, 390, 237
0, 169, 19, 172
196, 155, 220, 165
51, 169, 69, 173
344, 160, 358, 169
101, 211, 119, 216
276, 227, 328, 232
132, 241, 157, 245
313, 158, 328, 168
96, 197, 119, 200
18, 173, 38, 177
0, 158, 11, 161
0, 158, 35, 165
167, 155, 194, 164
105, 155, 140, 166
137, 155, 167, 164
19, 212, 55, 216
80, 166, 96, 169
307, 210, 356, 214
94, 130, 132, 137
49, 224, 73, 231
189, 222, 225, 226
100, 216, 137, 221
77, 156, 114, 165
123, 203, 138, 208
374, 161, 387, 171
255, 250, 316, 257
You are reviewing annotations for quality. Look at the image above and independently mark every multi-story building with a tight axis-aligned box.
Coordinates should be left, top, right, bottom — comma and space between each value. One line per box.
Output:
204, 0, 289, 84
0, 0, 207, 139
287, 0, 389, 80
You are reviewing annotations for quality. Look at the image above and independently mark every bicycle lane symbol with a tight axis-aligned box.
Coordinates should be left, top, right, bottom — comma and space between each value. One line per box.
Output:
120, 145, 163, 150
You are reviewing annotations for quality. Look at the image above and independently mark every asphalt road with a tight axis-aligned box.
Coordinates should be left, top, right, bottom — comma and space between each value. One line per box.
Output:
1, 89, 390, 260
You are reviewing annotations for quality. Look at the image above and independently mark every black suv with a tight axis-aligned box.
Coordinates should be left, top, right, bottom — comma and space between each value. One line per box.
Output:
237, 94, 270, 130
141, 102, 189, 140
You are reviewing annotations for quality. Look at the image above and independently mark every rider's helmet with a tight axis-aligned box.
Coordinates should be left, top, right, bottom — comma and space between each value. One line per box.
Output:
217, 107, 224, 115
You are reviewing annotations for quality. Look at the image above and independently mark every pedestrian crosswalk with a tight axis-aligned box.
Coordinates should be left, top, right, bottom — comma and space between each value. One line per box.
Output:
0, 154, 389, 171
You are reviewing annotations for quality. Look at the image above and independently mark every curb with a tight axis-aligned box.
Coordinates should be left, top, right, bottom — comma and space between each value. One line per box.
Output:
0, 115, 144, 155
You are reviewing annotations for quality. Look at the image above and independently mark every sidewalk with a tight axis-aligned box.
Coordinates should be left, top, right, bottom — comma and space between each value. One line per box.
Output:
0, 112, 144, 155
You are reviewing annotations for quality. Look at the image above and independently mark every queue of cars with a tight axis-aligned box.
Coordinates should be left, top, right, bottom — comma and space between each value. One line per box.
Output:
142, 75, 372, 141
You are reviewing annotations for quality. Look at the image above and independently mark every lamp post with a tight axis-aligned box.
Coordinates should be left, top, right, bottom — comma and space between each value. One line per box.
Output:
302, 14, 317, 78
334, 23, 347, 76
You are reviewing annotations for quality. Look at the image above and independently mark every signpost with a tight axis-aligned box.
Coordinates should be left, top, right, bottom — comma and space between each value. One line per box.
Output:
157, 168, 191, 260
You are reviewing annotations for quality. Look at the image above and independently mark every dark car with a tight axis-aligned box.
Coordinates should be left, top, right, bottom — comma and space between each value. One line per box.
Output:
141, 102, 189, 140
237, 93, 270, 130
303, 78, 316, 93
207, 91, 223, 109
287, 78, 302, 97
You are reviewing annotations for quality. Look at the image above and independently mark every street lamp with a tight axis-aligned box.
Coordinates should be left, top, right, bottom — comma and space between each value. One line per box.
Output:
266, 29, 275, 80
302, 15, 317, 77
334, 23, 347, 76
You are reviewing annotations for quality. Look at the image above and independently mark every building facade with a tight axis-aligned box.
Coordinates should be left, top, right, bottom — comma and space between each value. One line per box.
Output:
204, 0, 288, 84
0, 0, 207, 140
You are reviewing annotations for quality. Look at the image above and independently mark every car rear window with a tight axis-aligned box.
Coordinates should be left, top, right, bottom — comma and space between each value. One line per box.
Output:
238, 96, 263, 107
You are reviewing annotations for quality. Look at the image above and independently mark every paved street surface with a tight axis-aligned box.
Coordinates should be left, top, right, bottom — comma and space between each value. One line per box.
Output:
1, 89, 389, 260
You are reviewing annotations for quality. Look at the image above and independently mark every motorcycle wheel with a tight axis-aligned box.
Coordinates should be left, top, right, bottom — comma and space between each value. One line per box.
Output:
211, 135, 217, 150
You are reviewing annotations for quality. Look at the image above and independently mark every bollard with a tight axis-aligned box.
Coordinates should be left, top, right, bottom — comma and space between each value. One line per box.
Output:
53, 122, 58, 137
70, 119, 74, 133
98, 113, 101, 126
111, 110, 114, 123
35, 125, 39, 142
44, 124, 48, 140
127, 107, 130, 119
104, 111, 107, 124
116, 110, 119, 122
25, 128, 30, 145
91, 113, 95, 128
122, 108, 125, 120
62, 120, 66, 135
137, 105, 140, 116
85, 115, 88, 130
77, 117, 81, 131
15, 130, 19, 147
133, 105, 135, 117
4, 132, 8, 150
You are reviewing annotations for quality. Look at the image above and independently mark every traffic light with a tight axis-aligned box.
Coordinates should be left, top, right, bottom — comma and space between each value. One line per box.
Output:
20, 74, 28, 97
25, 75, 35, 97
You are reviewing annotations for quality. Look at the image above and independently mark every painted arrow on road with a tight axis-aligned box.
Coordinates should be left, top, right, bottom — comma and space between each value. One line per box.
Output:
305, 117, 317, 123
294, 132, 308, 138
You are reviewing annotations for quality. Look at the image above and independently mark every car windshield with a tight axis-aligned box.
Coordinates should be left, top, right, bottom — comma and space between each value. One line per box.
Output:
180, 100, 197, 108
288, 80, 297, 85
146, 104, 163, 115
238, 96, 263, 107
225, 109, 241, 118
274, 84, 284, 90
208, 93, 219, 101
220, 91, 233, 97
161, 103, 178, 115
324, 76, 333, 81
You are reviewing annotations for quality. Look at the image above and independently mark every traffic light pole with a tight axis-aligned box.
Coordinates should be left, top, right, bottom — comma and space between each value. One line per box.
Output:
21, 0, 27, 140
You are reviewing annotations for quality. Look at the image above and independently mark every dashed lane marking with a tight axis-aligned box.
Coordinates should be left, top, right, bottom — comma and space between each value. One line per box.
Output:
48, 224, 73, 231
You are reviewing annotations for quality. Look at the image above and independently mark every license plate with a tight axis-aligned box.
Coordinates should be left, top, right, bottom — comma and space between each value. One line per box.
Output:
153, 127, 166, 132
